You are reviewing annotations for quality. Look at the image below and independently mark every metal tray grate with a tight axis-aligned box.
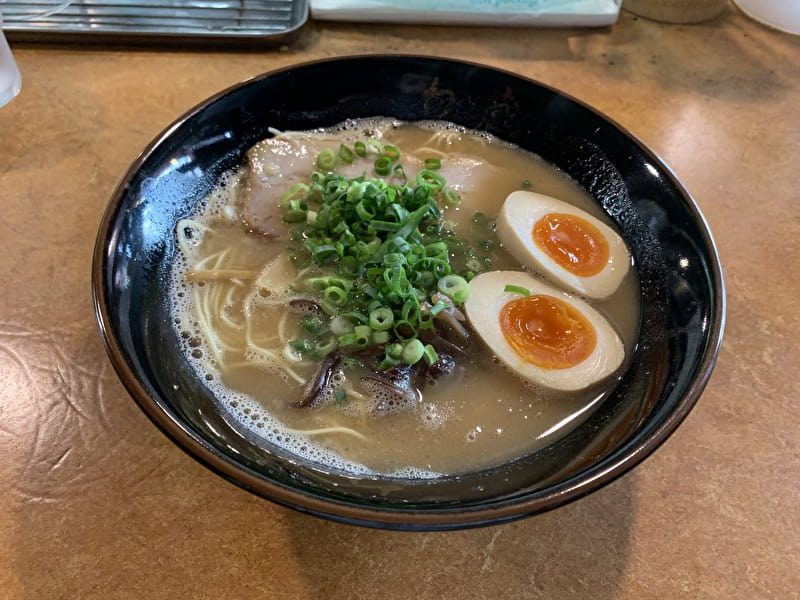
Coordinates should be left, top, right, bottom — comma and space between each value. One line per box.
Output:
1, 0, 308, 44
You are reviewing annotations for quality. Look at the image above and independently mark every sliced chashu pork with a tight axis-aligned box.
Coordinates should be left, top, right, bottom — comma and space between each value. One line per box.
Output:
242, 134, 348, 238
242, 132, 416, 238
242, 131, 506, 238
435, 155, 506, 231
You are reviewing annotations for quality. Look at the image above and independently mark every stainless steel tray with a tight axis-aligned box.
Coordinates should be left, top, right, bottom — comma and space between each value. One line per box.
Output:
1, 0, 308, 45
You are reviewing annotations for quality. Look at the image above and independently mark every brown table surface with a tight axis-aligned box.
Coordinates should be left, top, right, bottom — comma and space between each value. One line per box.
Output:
1, 7, 798, 599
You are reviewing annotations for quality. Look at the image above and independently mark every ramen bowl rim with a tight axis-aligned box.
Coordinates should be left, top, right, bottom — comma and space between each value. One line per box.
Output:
92, 54, 726, 530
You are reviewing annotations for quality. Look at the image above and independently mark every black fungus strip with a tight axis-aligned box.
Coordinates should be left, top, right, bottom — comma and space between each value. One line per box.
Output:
295, 352, 342, 408
427, 354, 456, 380
288, 298, 324, 314
419, 328, 467, 356
243, 220, 281, 241
360, 371, 417, 405
434, 317, 470, 345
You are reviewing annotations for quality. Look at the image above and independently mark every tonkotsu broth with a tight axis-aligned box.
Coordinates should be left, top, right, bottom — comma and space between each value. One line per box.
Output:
170, 119, 640, 476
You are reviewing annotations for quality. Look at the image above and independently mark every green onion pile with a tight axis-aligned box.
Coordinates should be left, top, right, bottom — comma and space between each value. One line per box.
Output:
281, 140, 476, 370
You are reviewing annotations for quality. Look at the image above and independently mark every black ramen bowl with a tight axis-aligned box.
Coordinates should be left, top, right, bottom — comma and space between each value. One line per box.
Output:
92, 56, 725, 530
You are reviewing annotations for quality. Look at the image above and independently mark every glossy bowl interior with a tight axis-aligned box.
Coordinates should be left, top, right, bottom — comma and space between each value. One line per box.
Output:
93, 56, 725, 530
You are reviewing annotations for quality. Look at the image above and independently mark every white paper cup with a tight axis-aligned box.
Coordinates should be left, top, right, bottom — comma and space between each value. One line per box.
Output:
0, 14, 22, 108
733, 0, 800, 35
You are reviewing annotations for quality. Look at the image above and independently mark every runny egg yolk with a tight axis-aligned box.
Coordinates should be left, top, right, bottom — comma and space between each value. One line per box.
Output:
499, 295, 597, 369
532, 213, 610, 277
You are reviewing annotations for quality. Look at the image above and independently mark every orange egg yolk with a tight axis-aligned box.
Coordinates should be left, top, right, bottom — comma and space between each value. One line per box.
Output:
532, 213, 610, 277
499, 295, 597, 369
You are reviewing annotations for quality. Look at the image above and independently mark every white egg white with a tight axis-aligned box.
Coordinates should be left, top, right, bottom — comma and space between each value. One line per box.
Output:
464, 271, 625, 392
496, 191, 630, 299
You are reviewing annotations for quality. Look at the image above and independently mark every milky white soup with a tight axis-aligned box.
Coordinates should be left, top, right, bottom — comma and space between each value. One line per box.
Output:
169, 118, 639, 477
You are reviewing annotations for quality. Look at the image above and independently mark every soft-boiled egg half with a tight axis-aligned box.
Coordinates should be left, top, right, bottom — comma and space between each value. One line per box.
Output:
464, 271, 625, 392
496, 191, 630, 299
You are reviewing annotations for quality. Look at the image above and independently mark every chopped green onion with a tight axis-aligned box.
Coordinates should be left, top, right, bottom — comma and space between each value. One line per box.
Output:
338, 333, 357, 346
342, 311, 369, 324
327, 276, 352, 290
354, 141, 367, 157
310, 243, 337, 262
333, 387, 347, 405
443, 187, 461, 206
401, 299, 419, 323
355, 200, 375, 221
354, 324, 372, 338
340, 255, 359, 276
316, 148, 338, 171
279, 182, 310, 206
372, 330, 390, 345
383, 252, 406, 267
330, 315, 355, 336
416, 169, 446, 191
366, 140, 383, 155
437, 274, 471, 305
521, 179, 532, 189
374, 156, 392, 176
401, 339, 425, 365
298, 314, 325, 333
395, 204, 432, 239
422, 344, 439, 366
353, 325, 371, 348
429, 300, 448, 316
284, 208, 307, 223
369, 307, 394, 331
424, 157, 441, 170
324, 286, 348, 307
393, 164, 407, 184
387, 343, 404, 359
382, 145, 400, 161
306, 277, 329, 292
417, 311, 434, 329
288, 338, 313, 353
425, 241, 448, 261
504, 284, 531, 296
314, 335, 337, 356
320, 300, 338, 315
379, 355, 401, 370
370, 220, 401, 233
339, 144, 354, 164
